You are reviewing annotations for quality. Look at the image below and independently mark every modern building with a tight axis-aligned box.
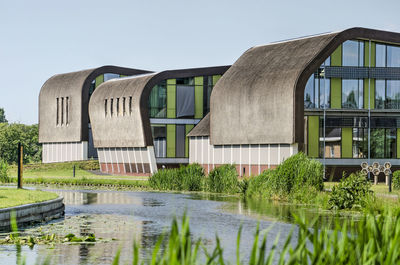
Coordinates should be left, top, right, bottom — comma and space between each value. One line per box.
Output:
88, 66, 229, 175
39, 66, 151, 163
188, 27, 400, 177
39, 27, 400, 178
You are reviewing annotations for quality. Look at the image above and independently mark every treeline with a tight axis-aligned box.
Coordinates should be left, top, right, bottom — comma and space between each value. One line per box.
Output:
0, 122, 41, 164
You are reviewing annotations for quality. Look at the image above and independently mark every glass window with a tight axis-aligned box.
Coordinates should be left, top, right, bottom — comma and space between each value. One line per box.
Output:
387, 45, 400, 67
375, 80, 385, 109
176, 85, 195, 118
386, 80, 400, 109
304, 75, 315, 109
148, 82, 167, 118
104, 73, 120, 82
151, 125, 166, 158
353, 128, 368, 158
376, 43, 386, 67
320, 127, 341, 158
176, 77, 194, 85
342, 40, 363, 66
319, 78, 330, 108
342, 79, 363, 109
371, 128, 397, 158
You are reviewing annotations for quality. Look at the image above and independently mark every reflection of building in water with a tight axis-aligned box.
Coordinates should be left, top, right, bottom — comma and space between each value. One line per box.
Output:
36, 214, 143, 264
57, 191, 143, 205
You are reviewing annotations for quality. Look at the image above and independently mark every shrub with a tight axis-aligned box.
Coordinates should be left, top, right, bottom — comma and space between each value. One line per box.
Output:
206, 164, 240, 194
328, 172, 374, 210
0, 159, 10, 183
245, 170, 275, 198
149, 164, 205, 191
393, 170, 400, 190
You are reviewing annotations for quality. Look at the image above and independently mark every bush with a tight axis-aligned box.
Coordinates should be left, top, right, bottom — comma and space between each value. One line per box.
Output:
149, 164, 205, 191
328, 172, 374, 210
245, 170, 274, 198
393, 170, 400, 190
0, 159, 10, 183
206, 164, 240, 194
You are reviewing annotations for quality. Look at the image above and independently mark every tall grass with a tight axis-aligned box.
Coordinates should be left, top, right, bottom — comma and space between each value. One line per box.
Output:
0, 159, 10, 183
206, 164, 241, 194
109, 211, 400, 265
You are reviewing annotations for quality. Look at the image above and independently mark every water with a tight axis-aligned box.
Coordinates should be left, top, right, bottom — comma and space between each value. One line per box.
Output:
0, 189, 345, 264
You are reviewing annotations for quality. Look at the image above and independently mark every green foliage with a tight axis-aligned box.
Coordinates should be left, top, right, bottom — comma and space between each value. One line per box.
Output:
0, 159, 10, 183
149, 164, 205, 191
0, 107, 7, 123
329, 172, 374, 210
206, 164, 241, 194
393, 170, 400, 190
0, 123, 41, 164
108, 211, 400, 265
246, 153, 324, 202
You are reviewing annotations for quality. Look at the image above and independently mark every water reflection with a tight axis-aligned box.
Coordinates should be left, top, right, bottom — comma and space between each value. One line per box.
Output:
0, 189, 350, 264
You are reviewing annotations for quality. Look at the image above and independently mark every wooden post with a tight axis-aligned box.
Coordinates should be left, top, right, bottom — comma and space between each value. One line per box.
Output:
17, 142, 23, 189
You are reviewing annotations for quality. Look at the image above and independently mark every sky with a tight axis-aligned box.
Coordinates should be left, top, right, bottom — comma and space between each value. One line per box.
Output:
1, 0, 400, 124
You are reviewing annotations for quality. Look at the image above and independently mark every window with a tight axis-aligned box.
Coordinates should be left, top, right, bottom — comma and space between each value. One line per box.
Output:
342, 79, 363, 109
61, 97, 64, 125
56, 98, 59, 125
342, 40, 364, 66
176, 85, 195, 118
371, 128, 396, 158
110, 98, 113, 116
376, 44, 386, 67
123, 97, 126, 116
104, 73, 120, 82
387, 45, 400, 67
66, 97, 69, 125
375, 80, 400, 109
129, 96, 132, 115
116, 98, 120, 116
151, 125, 166, 158
353, 128, 368, 158
320, 127, 341, 158
304, 75, 330, 109
104, 99, 108, 117
149, 83, 166, 118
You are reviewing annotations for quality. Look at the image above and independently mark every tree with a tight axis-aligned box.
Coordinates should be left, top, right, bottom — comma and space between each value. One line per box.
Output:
0, 108, 7, 123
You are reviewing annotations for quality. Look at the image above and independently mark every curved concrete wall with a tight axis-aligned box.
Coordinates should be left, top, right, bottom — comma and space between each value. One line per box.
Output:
0, 197, 64, 231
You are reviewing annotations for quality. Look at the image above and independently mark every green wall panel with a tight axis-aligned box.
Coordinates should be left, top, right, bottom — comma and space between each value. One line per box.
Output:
364, 41, 376, 67
342, 127, 352, 158
95, 75, 104, 88
185, 124, 194, 158
331, 78, 342, 109
331, 45, 342, 66
212, 75, 221, 85
308, 116, 319, 158
194, 77, 203, 119
167, 124, 176, 158
363, 79, 375, 109
167, 79, 176, 118
398, 129, 400, 159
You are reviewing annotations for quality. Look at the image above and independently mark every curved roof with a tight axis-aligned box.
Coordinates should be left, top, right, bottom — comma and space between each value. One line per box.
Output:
39, 65, 151, 143
187, 113, 210, 137
89, 66, 230, 148
210, 27, 400, 146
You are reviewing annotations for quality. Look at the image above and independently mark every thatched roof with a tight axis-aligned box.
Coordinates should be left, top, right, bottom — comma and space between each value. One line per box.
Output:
210, 27, 400, 147
39, 66, 151, 143
187, 113, 210, 137
89, 66, 230, 148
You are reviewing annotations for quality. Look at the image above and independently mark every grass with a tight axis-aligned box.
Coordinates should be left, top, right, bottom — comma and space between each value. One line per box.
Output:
325, 181, 400, 196
0, 188, 58, 209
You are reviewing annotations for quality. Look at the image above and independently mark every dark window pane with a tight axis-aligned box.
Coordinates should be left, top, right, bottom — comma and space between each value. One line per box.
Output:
320, 124, 341, 158
385, 128, 396, 158
151, 125, 166, 158
371, 129, 385, 158
304, 75, 315, 108
176, 125, 186, 158
149, 84, 167, 118
375, 80, 385, 109
353, 128, 368, 158
176, 85, 195, 118
342, 79, 362, 109
386, 80, 400, 109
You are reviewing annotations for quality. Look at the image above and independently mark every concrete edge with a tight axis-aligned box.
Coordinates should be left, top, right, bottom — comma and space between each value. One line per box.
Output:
0, 196, 65, 231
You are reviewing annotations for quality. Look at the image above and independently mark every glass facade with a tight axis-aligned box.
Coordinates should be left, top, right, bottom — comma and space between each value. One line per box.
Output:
305, 39, 400, 160
148, 75, 221, 159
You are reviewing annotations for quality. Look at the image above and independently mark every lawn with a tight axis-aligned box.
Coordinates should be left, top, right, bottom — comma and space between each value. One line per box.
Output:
325, 182, 400, 196
0, 188, 58, 209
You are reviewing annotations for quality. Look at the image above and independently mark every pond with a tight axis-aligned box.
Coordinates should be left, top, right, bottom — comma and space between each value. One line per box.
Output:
0, 188, 349, 264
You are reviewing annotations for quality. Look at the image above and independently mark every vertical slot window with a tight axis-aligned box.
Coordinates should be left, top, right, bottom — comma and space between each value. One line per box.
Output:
56, 98, 59, 125
104, 99, 108, 117
110, 98, 114, 117
61, 97, 64, 125
129, 96, 132, 115
122, 97, 126, 116
66, 97, 69, 125
116, 98, 120, 116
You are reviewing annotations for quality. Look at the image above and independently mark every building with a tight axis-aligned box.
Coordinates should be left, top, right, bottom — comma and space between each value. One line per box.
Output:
88, 66, 229, 175
188, 27, 400, 177
39, 27, 400, 178
39, 66, 151, 163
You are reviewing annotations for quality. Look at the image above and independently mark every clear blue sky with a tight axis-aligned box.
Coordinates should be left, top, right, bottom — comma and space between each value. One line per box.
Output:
1, 0, 399, 124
